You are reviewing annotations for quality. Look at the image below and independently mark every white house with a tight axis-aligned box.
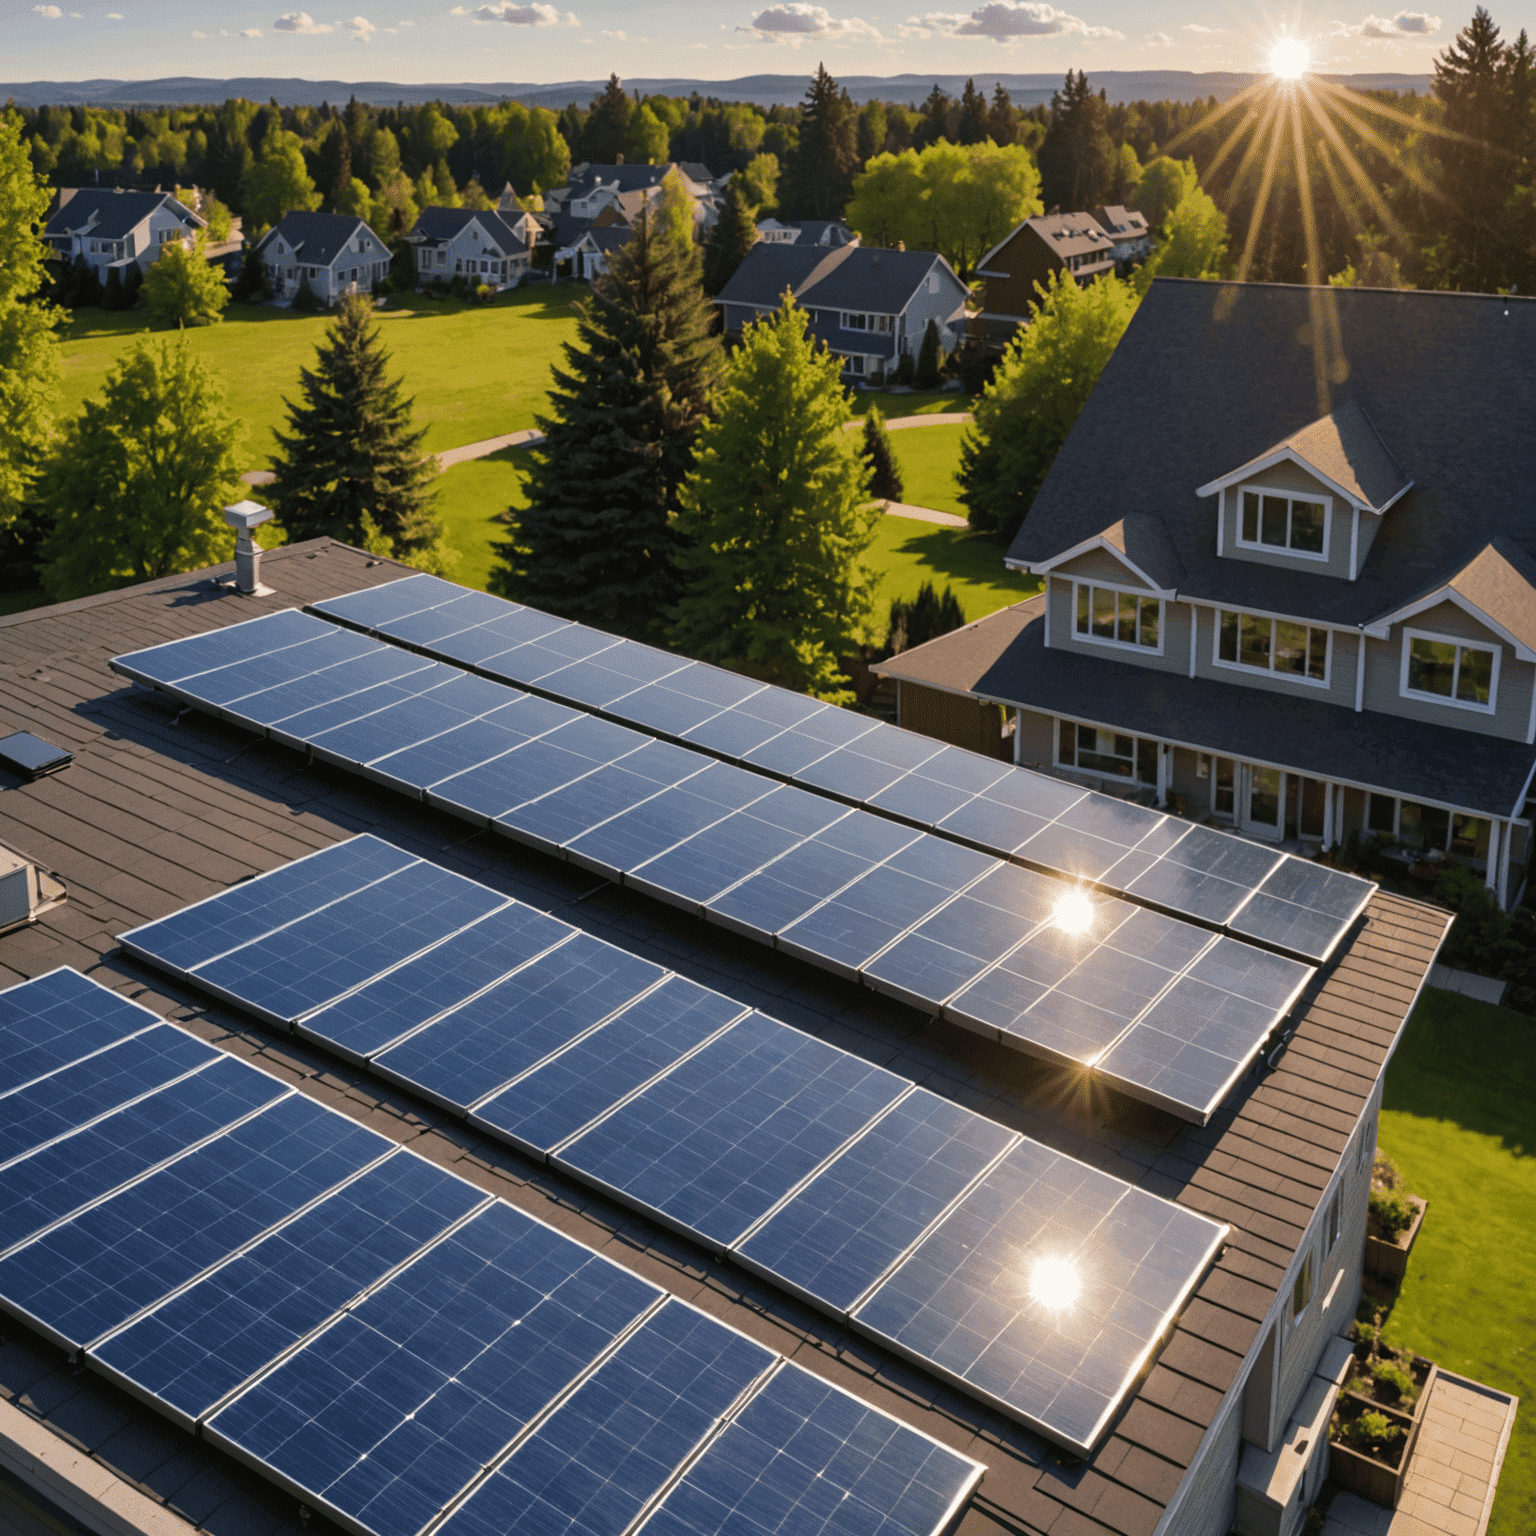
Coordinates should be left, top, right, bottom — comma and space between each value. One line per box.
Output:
405, 207, 534, 290
253, 212, 392, 305
43, 188, 205, 283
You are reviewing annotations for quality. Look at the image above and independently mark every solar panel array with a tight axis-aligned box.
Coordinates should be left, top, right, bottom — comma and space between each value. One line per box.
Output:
118, 835, 1230, 1456
0, 967, 983, 1536
308, 574, 1376, 964
112, 612, 1315, 1123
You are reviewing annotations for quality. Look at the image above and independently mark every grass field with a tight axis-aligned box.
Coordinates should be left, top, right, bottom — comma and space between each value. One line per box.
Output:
1376, 988, 1535, 1535
57, 286, 584, 472
849, 388, 974, 419
867, 515, 1035, 626
434, 446, 533, 591
886, 422, 970, 519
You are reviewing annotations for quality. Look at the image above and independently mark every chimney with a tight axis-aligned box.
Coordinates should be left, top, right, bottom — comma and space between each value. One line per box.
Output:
223, 500, 274, 596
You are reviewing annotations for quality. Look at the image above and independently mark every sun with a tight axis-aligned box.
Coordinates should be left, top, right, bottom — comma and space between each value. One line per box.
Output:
1270, 36, 1312, 79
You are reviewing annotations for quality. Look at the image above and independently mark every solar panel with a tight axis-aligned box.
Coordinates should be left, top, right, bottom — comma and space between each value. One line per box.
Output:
91, 1151, 489, 1428
852, 1139, 1227, 1458
0, 967, 165, 1096
1228, 856, 1376, 962
556, 1012, 908, 1254
112, 608, 334, 689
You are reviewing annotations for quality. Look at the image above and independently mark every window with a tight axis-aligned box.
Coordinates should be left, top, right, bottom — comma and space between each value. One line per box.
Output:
1237, 487, 1329, 559
1074, 583, 1161, 652
841, 312, 892, 333
1324, 1190, 1342, 1255
1291, 1253, 1313, 1321
1401, 629, 1498, 712
1213, 756, 1235, 817
1248, 765, 1282, 828
1364, 795, 1486, 858
1216, 610, 1328, 685
1058, 719, 1158, 786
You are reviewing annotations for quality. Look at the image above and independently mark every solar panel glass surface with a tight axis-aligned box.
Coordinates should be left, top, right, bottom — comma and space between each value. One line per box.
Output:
0, 969, 164, 1096
113, 609, 333, 687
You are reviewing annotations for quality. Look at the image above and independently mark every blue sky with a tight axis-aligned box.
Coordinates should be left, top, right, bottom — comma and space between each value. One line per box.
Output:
6, 0, 1528, 82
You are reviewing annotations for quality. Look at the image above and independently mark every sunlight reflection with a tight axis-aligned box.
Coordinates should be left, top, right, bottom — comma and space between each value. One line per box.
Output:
1029, 1255, 1083, 1312
1052, 890, 1094, 936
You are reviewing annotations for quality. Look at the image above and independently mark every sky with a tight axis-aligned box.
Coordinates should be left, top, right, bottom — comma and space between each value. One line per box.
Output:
5, 0, 1531, 83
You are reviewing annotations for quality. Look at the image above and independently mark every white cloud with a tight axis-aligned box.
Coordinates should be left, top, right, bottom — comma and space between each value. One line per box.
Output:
242, 26, 262, 35
743, 3, 880, 40
903, 2, 1122, 41
32, 4, 63, 17
1146, 30, 1171, 45
1183, 21, 1222, 32
273, 9, 333, 30
191, 27, 207, 36
1337, 9, 1441, 38
348, 14, 376, 38
458, 2, 562, 21
106, 9, 123, 16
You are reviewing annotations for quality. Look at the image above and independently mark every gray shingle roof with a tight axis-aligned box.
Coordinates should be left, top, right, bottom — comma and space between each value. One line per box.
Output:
718, 243, 962, 318
45, 188, 201, 242
568, 162, 675, 194
1009, 279, 1536, 630
254, 211, 386, 268
406, 206, 529, 255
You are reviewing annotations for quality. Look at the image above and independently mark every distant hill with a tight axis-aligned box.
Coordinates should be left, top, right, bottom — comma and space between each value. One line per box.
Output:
0, 71, 1434, 111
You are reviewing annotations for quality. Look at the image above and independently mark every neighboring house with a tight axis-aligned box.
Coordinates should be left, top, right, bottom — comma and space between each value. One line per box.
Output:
253, 211, 391, 305
1093, 203, 1153, 267
716, 242, 968, 379
405, 206, 532, 289
756, 218, 858, 248
42, 187, 205, 283
544, 161, 714, 220
971, 210, 1118, 348
875, 278, 1536, 907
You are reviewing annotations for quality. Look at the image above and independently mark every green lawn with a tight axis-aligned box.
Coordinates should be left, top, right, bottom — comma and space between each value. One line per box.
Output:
849, 387, 974, 419
434, 445, 533, 592
57, 285, 583, 473
886, 422, 970, 518
867, 515, 1036, 626
1376, 987, 1536, 1535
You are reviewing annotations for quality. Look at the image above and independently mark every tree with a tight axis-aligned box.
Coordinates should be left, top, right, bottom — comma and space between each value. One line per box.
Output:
857, 100, 888, 161
142, 233, 230, 326
585, 75, 632, 164
886, 580, 963, 654
914, 318, 942, 390
1131, 155, 1198, 233
244, 123, 320, 231
267, 294, 442, 558
670, 297, 877, 701
1037, 70, 1116, 212
38, 339, 242, 599
1329, 230, 1410, 289
657, 167, 695, 248
736, 152, 779, 212
232, 247, 270, 303
101, 264, 127, 312
958, 80, 989, 145
862, 408, 903, 501
987, 84, 1017, 147
959, 268, 1139, 541
493, 205, 722, 635
782, 65, 858, 219
704, 179, 759, 296
915, 85, 954, 149
628, 102, 669, 165
1135, 185, 1228, 286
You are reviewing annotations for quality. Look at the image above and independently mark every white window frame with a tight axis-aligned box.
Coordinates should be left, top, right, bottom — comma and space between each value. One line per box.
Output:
1213, 609, 1332, 689
1072, 579, 1164, 656
1365, 792, 1488, 859
1235, 481, 1333, 563
1399, 626, 1500, 715
1054, 718, 1158, 787
840, 311, 893, 333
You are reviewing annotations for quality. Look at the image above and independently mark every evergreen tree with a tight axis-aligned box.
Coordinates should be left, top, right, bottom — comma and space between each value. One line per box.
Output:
670, 296, 877, 701
783, 65, 858, 219
290, 272, 320, 311
987, 84, 1017, 146
267, 294, 442, 557
1037, 70, 1116, 211
915, 85, 954, 149
958, 80, 989, 145
914, 319, 942, 390
703, 179, 758, 295
585, 75, 633, 164
886, 580, 963, 655
232, 247, 269, 303
39, 339, 243, 599
861, 407, 904, 502
101, 264, 126, 311
493, 206, 722, 636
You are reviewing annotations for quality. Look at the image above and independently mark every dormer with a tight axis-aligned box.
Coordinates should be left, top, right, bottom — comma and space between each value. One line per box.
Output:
1196, 401, 1411, 581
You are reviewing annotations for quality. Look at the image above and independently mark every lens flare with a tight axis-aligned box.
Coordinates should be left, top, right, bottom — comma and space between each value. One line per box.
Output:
1028, 1256, 1082, 1312
1270, 37, 1311, 80
1052, 891, 1094, 936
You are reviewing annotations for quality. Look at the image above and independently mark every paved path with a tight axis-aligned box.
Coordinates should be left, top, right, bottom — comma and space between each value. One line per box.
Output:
844, 412, 973, 432
880, 500, 967, 528
240, 427, 547, 488
1322, 1372, 1519, 1536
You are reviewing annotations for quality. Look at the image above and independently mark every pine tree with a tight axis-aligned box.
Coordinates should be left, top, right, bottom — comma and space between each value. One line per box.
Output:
267, 294, 442, 557
670, 296, 877, 702
861, 408, 903, 502
958, 80, 989, 145
492, 205, 722, 636
1038, 70, 1116, 211
101, 264, 126, 311
914, 319, 942, 390
886, 581, 963, 655
987, 84, 1017, 146
915, 85, 953, 149
703, 179, 759, 296
783, 65, 858, 219
585, 75, 632, 164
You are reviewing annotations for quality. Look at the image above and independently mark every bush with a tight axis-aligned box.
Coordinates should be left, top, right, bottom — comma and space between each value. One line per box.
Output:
290, 274, 320, 312
895, 349, 915, 386
1372, 1151, 1401, 1190
232, 249, 270, 304
955, 340, 997, 395
1340, 1409, 1402, 1451
1369, 1185, 1415, 1242
914, 318, 942, 390
887, 581, 964, 656
1370, 1359, 1416, 1405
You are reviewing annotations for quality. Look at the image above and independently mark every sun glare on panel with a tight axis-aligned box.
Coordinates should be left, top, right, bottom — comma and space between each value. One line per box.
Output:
1270, 37, 1311, 81
1052, 890, 1094, 936
1028, 1256, 1083, 1313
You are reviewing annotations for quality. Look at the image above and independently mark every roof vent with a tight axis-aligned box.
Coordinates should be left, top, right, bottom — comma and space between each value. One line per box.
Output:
223, 501, 275, 596
0, 731, 72, 782
0, 840, 67, 935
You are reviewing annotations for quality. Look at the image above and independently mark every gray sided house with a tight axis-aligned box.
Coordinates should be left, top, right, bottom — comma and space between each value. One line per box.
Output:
253, 211, 391, 305
43, 187, 205, 282
406, 206, 533, 289
716, 243, 968, 380
876, 278, 1536, 907
1094, 203, 1153, 267
756, 218, 858, 248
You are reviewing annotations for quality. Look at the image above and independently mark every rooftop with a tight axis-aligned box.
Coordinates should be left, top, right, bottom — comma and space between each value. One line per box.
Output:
0, 541, 1448, 1536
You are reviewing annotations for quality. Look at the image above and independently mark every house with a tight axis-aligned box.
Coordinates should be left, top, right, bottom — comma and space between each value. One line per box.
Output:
42, 187, 205, 283
252, 211, 391, 305
544, 160, 715, 221
875, 277, 1536, 908
756, 217, 858, 248
716, 242, 968, 379
405, 206, 533, 289
1093, 203, 1153, 267
971, 210, 1118, 347
0, 535, 1465, 1536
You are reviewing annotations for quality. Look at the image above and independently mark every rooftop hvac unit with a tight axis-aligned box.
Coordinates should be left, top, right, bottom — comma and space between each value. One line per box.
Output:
0, 844, 67, 933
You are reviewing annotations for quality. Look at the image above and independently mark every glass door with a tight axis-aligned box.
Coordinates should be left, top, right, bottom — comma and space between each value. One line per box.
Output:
1242, 764, 1285, 839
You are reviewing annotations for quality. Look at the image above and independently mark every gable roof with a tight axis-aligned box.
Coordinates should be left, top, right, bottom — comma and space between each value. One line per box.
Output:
407, 206, 529, 254
1093, 204, 1149, 238
1008, 279, 1536, 628
45, 188, 202, 242
1367, 535, 1536, 656
1196, 399, 1412, 513
718, 243, 964, 317
1033, 513, 1185, 593
567, 162, 675, 195
254, 210, 385, 268
977, 211, 1114, 275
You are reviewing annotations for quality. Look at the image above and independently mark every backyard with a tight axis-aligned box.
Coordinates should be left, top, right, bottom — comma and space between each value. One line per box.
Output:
1376, 987, 1535, 1534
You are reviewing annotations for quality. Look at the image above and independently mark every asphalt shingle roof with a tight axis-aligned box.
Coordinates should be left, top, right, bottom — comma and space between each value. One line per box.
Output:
45, 188, 200, 242
407, 206, 528, 254
719, 243, 962, 317
255, 211, 384, 268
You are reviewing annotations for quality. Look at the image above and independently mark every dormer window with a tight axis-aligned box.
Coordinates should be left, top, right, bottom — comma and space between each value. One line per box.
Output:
1217, 609, 1329, 685
1074, 581, 1161, 652
1401, 629, 1497, 712
1238, 487, 1329, 559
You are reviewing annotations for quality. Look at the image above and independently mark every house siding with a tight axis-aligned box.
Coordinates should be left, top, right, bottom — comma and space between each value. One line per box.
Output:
1013, 705, 1055, 768
1219, 475, 1354, 582
1050, 577, 1191, 677
895, 681, 1011, 758
1191, 605, 1360, 709
1049, 547, 1153, 588
899, 263, 966, 351
978, 226, 1058, 320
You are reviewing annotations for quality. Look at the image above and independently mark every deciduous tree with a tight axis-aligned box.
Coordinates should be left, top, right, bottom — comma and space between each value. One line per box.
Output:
142, 232, 231, 326
243, 122, 320, 231
1135, 184, 1229, 285
1131, 155, 1198, 234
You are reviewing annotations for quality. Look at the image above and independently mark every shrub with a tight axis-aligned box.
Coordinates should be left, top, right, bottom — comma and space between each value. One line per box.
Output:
861, 409, 904, 502
895, 349, 915, 386
1372, 1151, 1401, 1190
1370, 1359, 1416, 1405
1369, 1185, 1415, 1242
914, 318, 942, 389
1341, 1410, 1402, 1451
290, 274, 320, 312
955, 339, 997, 394
887, 581, 964, 656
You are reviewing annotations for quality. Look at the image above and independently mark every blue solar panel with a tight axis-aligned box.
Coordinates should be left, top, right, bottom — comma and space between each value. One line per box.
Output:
371, 933, 665, 1113
90, 1151, 487, 1429
305, 676, 497, 770
0, 1025, 217, 1166
556, 1012, 906, 1253
470, 977, 746, 1158
0, 1055, 286, 1254
735, 1090, 1017, 1317
640, 1363, 982, 1536
113, 609, 334, 687
434, 1299, 773, 1536
364, 700, 553, 798
0, 969, 164, 1096
300, 901, 575, 1062
119, 835, 417, 974
0, 1094, 389, 1351
225, 648, 443, 734
205, 1202, 662, 1536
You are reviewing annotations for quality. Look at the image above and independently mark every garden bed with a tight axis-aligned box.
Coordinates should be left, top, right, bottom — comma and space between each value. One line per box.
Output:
1366, 1153, 1427, 1285
1329, 1392, 1422, 1507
